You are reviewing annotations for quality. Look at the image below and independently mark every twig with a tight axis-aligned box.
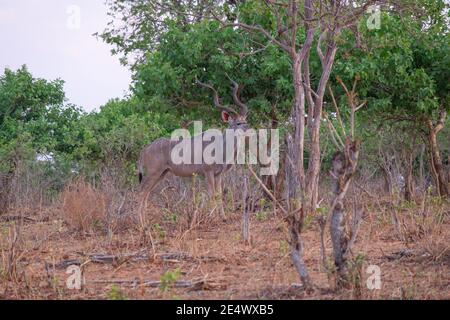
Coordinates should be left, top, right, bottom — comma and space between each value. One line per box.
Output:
247, 166, 288, 215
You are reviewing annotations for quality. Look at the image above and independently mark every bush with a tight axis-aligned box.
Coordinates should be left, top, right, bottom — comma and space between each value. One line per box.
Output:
60, 179, 106, 233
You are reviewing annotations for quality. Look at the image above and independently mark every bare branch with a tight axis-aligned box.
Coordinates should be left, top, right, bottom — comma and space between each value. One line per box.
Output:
434, 109, 447, 134
323, 110, 346, 150
222, 22, 292, 53
317, 30, 326, 67
248, 166, 288, 216
327, 85, 347, 139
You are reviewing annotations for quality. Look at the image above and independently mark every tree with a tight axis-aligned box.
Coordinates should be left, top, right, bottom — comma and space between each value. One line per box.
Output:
98, 0, 230, 68
133, 19, 292, 126
0, 66, 83, 210
333, 2, 450, 197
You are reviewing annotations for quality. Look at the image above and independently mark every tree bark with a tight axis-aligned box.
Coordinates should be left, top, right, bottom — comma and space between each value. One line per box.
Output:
283, 52, 311, 289
403, 150, 415, 201
419, 144, 425, 191
262, 105, 285, 200
304, 35, 338, 214
380, 165, 393, 196
290, 53, 306, 199
427, 110, 449, 197
242, 174, 250, 244
330, 139, 360, 287
0, 174, 9, 212
287, 213, 311, 288
0, 159, 18, 213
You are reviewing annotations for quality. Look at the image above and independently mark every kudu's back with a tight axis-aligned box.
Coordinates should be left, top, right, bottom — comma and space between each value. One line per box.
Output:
138, 133, 231, 185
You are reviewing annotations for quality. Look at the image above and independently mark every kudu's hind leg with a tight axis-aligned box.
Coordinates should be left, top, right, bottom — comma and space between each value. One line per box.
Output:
140, 169, 169, 206
205, 171, 216, 199
137, 168, 167, 256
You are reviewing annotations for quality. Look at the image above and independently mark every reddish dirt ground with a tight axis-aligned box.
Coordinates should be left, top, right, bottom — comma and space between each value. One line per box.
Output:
0, 198, 449, 300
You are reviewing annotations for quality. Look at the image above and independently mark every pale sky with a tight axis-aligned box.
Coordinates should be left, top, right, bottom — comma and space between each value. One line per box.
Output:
0, 0, 131, 112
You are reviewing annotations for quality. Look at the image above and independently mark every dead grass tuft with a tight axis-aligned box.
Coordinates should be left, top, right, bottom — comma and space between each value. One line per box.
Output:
60, 179, 106, 233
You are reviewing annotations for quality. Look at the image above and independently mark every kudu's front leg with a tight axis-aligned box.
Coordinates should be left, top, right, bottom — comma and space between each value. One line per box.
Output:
205, 171, 226, 220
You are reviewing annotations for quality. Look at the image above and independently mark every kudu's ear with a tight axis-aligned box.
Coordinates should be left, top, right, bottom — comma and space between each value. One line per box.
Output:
221, 111, 230, 123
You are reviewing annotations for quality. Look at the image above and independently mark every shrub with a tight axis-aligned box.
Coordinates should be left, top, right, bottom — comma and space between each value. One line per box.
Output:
60, 179, 106, 233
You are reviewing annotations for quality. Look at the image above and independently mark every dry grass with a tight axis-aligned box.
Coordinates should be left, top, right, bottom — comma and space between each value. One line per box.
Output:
0, 184, 448, 300
60, 179, 107, 233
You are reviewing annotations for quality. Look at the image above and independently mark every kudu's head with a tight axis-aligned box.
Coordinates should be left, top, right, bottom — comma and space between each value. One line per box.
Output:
197, 78, 249, 132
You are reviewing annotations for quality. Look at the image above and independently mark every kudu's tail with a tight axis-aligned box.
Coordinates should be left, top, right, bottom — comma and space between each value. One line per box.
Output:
137, 155, 144, 184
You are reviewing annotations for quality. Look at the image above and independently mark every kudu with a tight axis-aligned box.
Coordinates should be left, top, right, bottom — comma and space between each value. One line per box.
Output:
137, 79, 249, 217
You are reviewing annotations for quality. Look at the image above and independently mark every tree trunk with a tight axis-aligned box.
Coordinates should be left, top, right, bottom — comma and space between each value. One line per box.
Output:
0, 160, 18, 213
283, 52, 311, 289
403, 151, 415, 201
287, 214, 311, 288
419, 144, 425, 191
427, 111, 449, 197
261, 106, 285, 200
291, 53, 306, 198
380, 165, 393, 196
242, 174, 250, 244
0, 174, 9, 213
306, 117, 321, 212
304, 42, 337, 213
330, 139, 360, 288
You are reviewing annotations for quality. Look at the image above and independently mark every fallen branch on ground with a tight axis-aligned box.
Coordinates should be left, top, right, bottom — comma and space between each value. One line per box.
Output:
0, 215, 36, 223
48, 251, 226, 269
90, 277, 227, 291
